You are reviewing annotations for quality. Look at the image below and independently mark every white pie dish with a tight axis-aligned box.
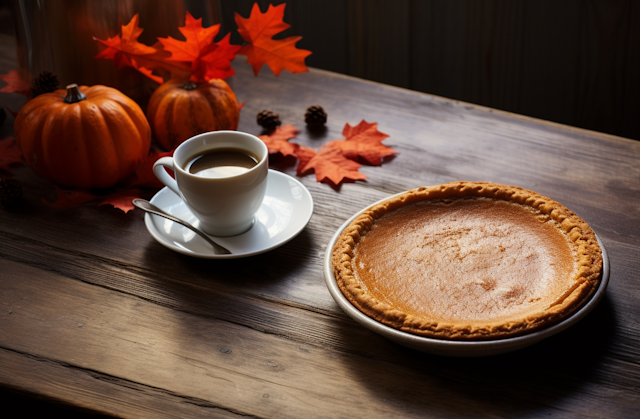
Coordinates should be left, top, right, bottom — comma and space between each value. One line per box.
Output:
324, 200, 610, 357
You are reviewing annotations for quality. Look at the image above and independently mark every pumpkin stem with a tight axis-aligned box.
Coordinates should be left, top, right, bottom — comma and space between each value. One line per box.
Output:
181, 81, 198, 91
64, 84, 87, 103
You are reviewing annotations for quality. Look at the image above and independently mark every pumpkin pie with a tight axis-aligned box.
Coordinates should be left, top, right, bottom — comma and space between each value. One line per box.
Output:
332, 181, 602, 340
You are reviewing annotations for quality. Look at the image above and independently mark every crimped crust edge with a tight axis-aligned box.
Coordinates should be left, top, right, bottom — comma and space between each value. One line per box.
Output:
331, 181, 603, 341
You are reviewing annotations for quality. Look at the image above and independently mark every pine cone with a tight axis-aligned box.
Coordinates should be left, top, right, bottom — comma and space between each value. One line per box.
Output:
305, 105, 327, 129
31, 71, 60, 97
257, 110, 281, 130
0, 178, 22, 207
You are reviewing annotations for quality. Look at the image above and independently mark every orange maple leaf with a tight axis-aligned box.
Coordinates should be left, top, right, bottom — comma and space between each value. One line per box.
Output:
296, 145, 367, 186
258, 124, 300, 157
0, 137, 23, 173
198, 33, 243, 81
235, 3, 311, 76
0, 70, 31, 97
46, 186, 98, 207
99, 189, 143, 213
94, 14, 190, 83
126, 148, 174, 189
292, 120, 394, 187
159, 13, 219, 62
327, 120, 395, 166
158, 13, 241, 82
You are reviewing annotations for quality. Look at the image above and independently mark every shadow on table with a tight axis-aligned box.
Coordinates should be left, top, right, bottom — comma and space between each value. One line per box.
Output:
0, 387, 114, 418
138, 227, 317, 327
140, 225, 315, 286
331, 293, 617, 417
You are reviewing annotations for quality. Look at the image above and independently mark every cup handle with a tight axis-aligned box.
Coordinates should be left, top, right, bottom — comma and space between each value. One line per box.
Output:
153, 157, 181, 196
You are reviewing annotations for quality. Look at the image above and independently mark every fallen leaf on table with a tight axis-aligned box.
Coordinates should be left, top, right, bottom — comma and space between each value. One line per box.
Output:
158, 13, 241, 82
296, 145, 367, 186
331, 120, 395, 166
259, 124, 300, 157
99, 189, 143, 213
294, 145, 316, 175
0, 70, 31, 97
94, 14, 190, 83
46, 186, 98, 207
235, 3, 311, 76
257, 119, 392, 188
126, 148, 174, 189
0, 137, 23, 173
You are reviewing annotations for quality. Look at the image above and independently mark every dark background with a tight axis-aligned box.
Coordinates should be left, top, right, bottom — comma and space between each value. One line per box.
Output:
2, 0, 639, 140
219, 0, 640, 141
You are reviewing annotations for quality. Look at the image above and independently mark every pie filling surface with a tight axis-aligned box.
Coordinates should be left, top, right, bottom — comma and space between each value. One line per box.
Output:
332, 181, 603, 340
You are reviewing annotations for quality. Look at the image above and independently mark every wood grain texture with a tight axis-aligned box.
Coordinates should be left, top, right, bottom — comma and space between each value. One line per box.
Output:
2, 38, 640, 419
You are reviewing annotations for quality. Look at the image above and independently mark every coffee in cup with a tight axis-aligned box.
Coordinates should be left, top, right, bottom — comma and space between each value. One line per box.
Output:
153, 131, 269, 237
184, 148, 259, 178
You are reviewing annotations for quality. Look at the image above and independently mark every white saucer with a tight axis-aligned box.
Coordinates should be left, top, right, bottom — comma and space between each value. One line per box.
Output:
324, 195, 610, 357
144, 170, 313, 259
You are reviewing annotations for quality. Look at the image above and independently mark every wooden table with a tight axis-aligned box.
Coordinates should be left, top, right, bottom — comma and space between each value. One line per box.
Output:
2, 49, 640, 418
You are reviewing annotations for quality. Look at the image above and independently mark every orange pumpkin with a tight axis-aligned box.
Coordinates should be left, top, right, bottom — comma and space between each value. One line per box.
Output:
147, 78, 240, 150
14, 84, 151, 189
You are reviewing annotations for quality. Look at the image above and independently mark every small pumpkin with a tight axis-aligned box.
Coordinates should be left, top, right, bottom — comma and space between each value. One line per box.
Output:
14, 84, 151, 189
147, 78, 240, 150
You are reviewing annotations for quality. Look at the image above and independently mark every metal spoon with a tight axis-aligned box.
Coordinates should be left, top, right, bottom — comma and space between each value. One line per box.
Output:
133, 198, 231, 255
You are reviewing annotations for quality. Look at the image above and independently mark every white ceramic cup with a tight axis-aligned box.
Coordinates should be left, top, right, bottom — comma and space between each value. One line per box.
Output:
153, 131, 269, 237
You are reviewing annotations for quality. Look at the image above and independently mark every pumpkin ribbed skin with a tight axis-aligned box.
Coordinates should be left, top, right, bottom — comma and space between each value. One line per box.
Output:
147, 78, 240, 150
14, 85, 151, 189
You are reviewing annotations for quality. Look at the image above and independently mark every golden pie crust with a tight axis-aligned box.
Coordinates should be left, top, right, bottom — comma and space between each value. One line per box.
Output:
332, 181, 602, 340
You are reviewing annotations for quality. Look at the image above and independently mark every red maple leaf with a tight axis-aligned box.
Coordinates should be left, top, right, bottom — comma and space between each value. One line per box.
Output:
99, 189, 143, 213
94, 14, 190, 83
126, 148, 174, 189
258, 124, 300, 157
295, 145, 367, 186
198, 33, 242, 81
0, 70, 31, 97
328, 120, 395, 166
158, 13, 241, 82
46, 186, 98, 207
235, 3, 311, 76
0, 137, 23, 173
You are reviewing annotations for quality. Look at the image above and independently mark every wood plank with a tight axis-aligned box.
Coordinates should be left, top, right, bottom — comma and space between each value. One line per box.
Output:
231, 65, 640, 240
1, 170, 639, 369
2, 196, 640, 355
0, 349, 241, 418
2, 258, 640, 418
1, 65, 639, 345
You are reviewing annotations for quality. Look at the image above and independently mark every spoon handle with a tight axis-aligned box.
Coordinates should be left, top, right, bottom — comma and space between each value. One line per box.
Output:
133, 199, 232, 255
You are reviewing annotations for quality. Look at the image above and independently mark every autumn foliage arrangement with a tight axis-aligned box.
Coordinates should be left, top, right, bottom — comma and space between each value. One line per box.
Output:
0, 3, 314, 211
1, 2, 397, 211
90, 1, 395, 189
93, 3, 311, 151
259, 120, 396, 188
93, 3, 311, 86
